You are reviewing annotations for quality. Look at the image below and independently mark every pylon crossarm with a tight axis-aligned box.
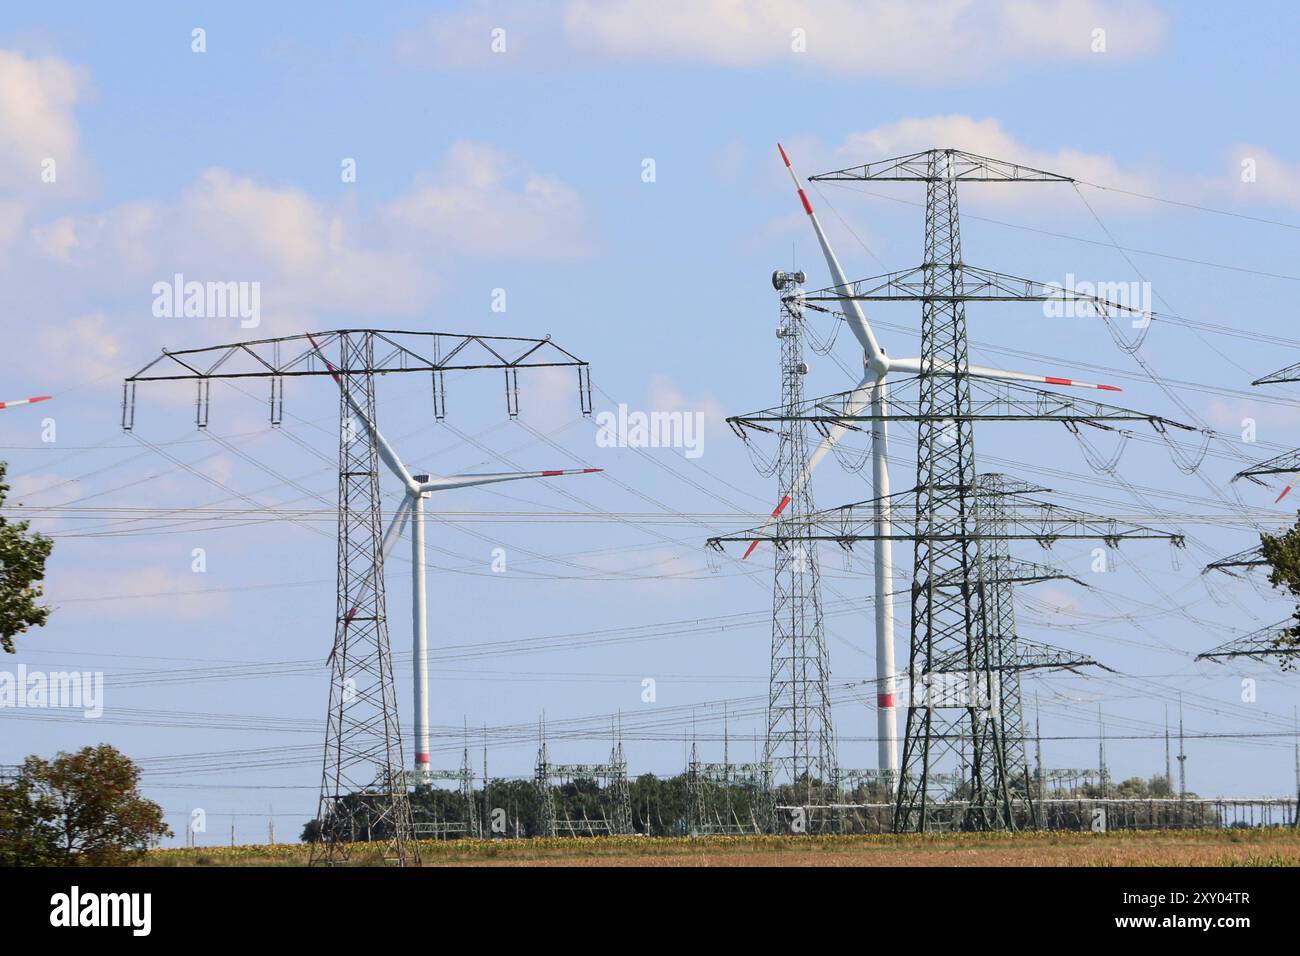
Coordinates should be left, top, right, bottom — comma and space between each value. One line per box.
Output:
809, 148, 1075, 184
1203, 545, 1267, 575
122, 328, 595, 429
803, 264, 1152, 317
706, 492, 1184, 550
1252, 359, 1300, 386
930, 638, 1100, 675
936, 556, 1084, 588
125, 328, 589, 381
1197, 621, 1300, 662
727, 374, 1196, 432
1012, 638, 1103, 672
1234, 447, 1300, 483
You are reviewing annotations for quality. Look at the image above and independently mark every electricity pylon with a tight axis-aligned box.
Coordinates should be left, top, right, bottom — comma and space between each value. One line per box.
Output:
974, 473, 1099, 804
764, 270, 836, 790
804, 148, 1187, 831
122, 329, 593, 864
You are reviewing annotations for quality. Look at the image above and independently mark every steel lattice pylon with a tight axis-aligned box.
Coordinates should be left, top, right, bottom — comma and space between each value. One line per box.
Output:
766, 272, 837, 791
975, 474, 1098, 817
889, 151, 1010, 830
313, 331, 416, 865
802, 148, 1150, 832
121, 327, 593, 864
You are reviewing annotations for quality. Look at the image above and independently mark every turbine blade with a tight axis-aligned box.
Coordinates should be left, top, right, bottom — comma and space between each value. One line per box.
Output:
889, 356, 1121, 391
0, 395, 52, 410
778, 144, 884, 369
381, 496, 414, 557
744, 374, 873, 559
418, 467, 602, 493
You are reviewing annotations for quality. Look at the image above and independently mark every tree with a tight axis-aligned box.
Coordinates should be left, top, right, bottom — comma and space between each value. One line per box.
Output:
0, 745, 171, 865
0, 462, 53, 653
1258, 518, 1300, 667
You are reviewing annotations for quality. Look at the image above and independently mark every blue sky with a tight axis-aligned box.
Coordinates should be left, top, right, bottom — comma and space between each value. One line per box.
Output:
3, 1, 1300, 843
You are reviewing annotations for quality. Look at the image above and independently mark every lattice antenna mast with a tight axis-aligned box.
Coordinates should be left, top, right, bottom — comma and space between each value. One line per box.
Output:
764, 271, 837, 791
122, 329, 592, 865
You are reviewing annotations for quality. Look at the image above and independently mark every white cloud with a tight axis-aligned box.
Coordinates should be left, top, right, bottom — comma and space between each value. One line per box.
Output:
0, 49, 91, 195
24, 141, 593, 334
647, 372, 726, 435
386, 141, 595, 259
1204, 396, 1300, 432
1219, 144, 1300, 212
398, 0, 1167, 79
36, 312, 125, 385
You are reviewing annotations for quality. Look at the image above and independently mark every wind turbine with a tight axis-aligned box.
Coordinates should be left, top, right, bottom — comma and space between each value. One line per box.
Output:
760, 145, 1122, 778
306, 334, 599, 781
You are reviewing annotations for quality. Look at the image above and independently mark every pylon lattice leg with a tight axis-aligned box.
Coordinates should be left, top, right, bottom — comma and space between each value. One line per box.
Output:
311, 331, 418, 866
895, 153, 1013, 832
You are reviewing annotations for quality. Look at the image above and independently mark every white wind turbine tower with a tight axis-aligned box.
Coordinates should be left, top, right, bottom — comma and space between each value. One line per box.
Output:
758, 145, 1121, 779
308, 335, 599, 781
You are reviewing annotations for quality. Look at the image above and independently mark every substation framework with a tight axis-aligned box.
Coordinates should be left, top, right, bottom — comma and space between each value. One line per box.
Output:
533, 723, 634, 837
685, 736, 775, 835
711, 147, 1200, 833
123, 329, 593, 864
409, 744, 481, 840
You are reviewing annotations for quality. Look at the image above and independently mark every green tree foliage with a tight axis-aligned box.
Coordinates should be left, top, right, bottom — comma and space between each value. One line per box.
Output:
0, 745, 171, 865
1259, 518, 1300, 668
0, 462, 54, 653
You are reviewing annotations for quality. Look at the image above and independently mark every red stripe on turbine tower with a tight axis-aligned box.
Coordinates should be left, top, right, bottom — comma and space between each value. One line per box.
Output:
878, 693, 896, 708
